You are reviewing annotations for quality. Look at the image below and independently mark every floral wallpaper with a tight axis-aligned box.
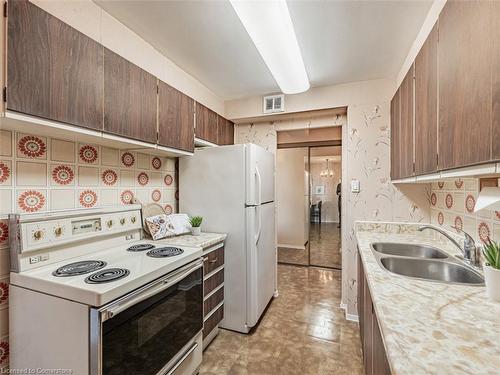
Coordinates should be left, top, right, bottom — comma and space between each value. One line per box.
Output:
235, 103, 431, 318
0, 129, 178, 370
430, 178, 500, 244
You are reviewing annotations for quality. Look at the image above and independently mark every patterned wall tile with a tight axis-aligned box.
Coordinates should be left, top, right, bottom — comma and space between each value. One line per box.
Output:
16, 161, 47, 186
50, 139, 75, 163
101, 147, 119, 166
17, 134, 47, 160
431, 178, 497, 243
51, 164, 75, 186
50, 190, 75, 210
100, 168, 118, 187
0, 131, 12, 157
0, 161, 11, 186
78, 166, 99, 187
137, 153, 150, 170
100, 190, 118, 206
17, 190, 47, 213
79, 144, 99, 165
0, 191, 12, 215
0, 250, 8, 279
120, 151, 136, 168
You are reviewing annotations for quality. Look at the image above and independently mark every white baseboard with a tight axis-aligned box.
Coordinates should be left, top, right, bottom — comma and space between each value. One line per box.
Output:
345, 313, 359, 322
277, 244, 305, 250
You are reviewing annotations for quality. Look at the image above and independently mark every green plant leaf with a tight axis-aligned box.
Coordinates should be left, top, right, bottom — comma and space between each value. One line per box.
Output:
482, 239, 500, 270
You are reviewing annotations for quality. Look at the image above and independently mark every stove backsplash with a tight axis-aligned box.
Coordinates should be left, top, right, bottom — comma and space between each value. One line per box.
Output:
430, 178, 500, 244
0, 129, 179, 369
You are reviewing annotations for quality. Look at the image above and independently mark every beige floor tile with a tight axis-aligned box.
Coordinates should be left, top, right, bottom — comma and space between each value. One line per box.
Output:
200, 265, 363, 375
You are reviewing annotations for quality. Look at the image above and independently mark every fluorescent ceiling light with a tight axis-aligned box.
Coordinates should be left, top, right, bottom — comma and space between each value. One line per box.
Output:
230, 0, 310, 95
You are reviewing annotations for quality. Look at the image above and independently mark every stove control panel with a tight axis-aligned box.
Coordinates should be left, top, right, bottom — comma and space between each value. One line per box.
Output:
72, 218, 102, 235
16, 208, 143, 254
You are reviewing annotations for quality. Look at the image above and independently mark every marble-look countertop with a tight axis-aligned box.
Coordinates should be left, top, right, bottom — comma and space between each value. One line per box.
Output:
355, 222, 500, 375
155, 232, 226, 249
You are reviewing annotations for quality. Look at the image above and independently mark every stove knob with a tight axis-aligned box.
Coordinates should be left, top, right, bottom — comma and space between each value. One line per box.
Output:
120, 218, 126, 225
54, 227, 63, 237
131, 216, 136, 224
33, 230, 43, 240
107, 220, 113, 228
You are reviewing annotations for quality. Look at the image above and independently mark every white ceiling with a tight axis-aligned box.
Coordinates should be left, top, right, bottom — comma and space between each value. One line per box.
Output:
94, 0, 432, 100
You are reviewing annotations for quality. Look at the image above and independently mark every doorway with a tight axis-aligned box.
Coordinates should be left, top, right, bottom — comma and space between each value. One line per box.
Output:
276, 136, 342, 270
309, 146, 341, 269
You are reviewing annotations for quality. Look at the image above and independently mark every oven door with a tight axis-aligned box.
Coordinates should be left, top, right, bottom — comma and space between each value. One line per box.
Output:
90, 259, 203, 375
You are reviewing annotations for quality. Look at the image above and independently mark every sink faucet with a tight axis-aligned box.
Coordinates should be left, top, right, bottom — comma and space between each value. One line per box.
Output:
417, 225, 480, 267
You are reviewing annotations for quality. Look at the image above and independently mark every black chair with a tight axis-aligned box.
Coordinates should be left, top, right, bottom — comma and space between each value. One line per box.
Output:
310, 201, 322, 223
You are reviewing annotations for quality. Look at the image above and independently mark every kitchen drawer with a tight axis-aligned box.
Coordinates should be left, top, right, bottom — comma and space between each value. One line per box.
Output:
204, 269, 224, 296
203, 246, 224, 275
204, 286, 224, 318
203, 304, 224, 339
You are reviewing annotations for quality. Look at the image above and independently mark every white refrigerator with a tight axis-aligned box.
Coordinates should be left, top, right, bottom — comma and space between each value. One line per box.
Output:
179, 143, 277, 333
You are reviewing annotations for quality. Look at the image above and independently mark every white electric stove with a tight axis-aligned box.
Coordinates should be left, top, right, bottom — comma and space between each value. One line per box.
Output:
8, 205, 204, 375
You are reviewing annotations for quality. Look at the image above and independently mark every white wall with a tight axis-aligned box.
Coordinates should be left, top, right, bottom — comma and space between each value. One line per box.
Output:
232, 78, 431, 319
276, 148, 308, 249
31, 0, 225, 116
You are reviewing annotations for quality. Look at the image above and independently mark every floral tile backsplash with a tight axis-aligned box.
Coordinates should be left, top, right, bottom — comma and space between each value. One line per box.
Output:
0, 129, 179, 369
430, 178, 500, 244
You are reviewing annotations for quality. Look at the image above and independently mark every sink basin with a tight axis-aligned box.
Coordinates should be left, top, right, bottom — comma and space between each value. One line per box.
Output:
371, 242, 448, 259
380, 257, 484, 285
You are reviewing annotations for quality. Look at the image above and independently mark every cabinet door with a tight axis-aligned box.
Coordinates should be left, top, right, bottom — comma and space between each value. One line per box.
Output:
439, 1, 492, 169
373, 318, 391, 375
7, 0, 103, 130
390, 89, 401, 180
357, 253, 365, 348
195, 102, 218, 144
415, 23, 438, 175
399, 66, 414, 178
363, 276, 373, 375
104, 49, 157, 143
158, 81, 194, 152
217, 115, 234, 146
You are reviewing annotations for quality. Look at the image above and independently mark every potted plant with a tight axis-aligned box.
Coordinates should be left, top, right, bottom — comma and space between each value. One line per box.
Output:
483, 238, 500, 302
189, 216, 203, 236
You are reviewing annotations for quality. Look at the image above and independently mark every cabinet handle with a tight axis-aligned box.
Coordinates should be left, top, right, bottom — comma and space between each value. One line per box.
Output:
209, 258, 218, 264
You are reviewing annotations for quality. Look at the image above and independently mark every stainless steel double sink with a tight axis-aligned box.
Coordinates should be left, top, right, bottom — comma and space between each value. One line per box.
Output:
370, 242, 484, 285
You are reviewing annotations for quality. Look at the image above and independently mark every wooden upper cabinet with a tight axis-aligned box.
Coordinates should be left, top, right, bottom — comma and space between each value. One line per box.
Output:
390, 88, 401, 180
439, 0, 493, 169
7, 0, 104, 130
217, 115, 234, 146
104, 49, 158, 143
158, 81, 194, 152
415, 23, 438, 175
492, 1, 500, 160
195, 102, 218, 144
399, 66, 414, 178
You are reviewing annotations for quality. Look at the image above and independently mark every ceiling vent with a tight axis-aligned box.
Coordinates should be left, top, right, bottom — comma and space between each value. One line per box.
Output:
263, 94, 285, 114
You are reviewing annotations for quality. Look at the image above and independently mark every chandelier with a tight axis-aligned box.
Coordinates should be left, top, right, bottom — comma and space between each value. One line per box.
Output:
320, 159, 334, 178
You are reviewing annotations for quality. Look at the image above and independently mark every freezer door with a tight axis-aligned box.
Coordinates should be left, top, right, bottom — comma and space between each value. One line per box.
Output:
246, 144, 275, 205
246, 202, 276, 327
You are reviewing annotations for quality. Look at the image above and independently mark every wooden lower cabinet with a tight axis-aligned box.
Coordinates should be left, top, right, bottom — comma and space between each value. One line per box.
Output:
202, 243, 225, 349
358, 252, 391, 375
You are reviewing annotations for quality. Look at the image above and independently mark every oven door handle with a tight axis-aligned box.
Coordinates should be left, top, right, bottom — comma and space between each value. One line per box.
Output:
100, 259, 203, 321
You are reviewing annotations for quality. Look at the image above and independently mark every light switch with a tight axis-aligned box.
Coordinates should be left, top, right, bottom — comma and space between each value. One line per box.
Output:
351, 179, 360, 193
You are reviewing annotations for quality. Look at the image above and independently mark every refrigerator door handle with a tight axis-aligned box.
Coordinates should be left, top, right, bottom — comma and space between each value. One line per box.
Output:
255, 166, 262, 205
254, 206, 262, 244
